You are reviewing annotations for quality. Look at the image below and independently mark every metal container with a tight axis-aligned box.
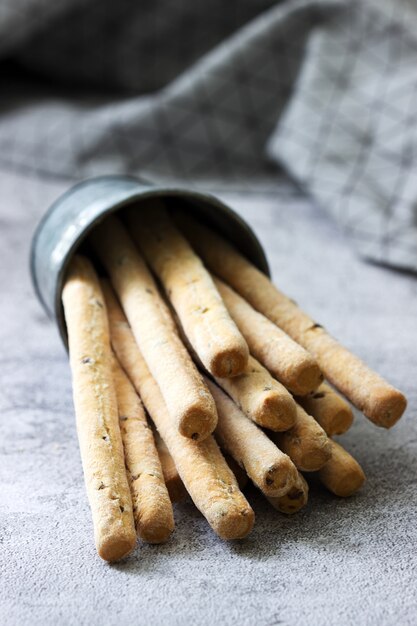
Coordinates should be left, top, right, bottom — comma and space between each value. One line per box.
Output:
30, 175, 270, 345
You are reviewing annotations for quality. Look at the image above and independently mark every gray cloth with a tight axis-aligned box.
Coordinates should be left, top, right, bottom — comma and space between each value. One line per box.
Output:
1, 169, 416, 625
1, 0, 417, 270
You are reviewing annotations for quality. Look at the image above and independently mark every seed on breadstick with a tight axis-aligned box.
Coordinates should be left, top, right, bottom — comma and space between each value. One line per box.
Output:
111, 355, 174, 543
297, 382, 354, 436
318, 439, 366, 497
62, 255, 136, 562
206, 379, 298, 498
176, 215, 407, 429
102, 282, 254, 540
215, 355, 296, 431
271, 404, 332, 472
154, 431, 187, 503
267, 472, 309, 515
128, 204, 249, 378
223, 453, 249, 491
90, 215, 217, 441
214, 277, 322, 395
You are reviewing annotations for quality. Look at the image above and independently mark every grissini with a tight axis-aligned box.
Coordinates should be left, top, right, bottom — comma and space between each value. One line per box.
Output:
214, 277, 322, 395
90, 215, 217, 441
270, 404, 332, 472
297, 382, 354, 436
112, 355, 174, 543
154, 431, 187, 503
214, 354, 297, 432
267, 472, 309, 514
102, 280, 254, 540
62, 255, 136, 562
131, 365, 254, 540
318, 439, 366, 497
176, 215, 407, 429
206, 379, 298, 498
128, 204, 249, 378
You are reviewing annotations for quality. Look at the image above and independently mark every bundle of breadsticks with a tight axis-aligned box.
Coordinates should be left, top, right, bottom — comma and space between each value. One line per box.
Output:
61, 203, 407, 561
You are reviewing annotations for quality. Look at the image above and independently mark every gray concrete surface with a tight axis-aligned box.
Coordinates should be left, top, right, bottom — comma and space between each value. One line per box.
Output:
1, 170, 416, 626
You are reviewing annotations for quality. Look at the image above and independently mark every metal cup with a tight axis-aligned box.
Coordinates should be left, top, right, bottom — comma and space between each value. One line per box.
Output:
30, 175, 269, 345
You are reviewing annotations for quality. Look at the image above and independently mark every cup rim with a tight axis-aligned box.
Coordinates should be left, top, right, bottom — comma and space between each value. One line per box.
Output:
30, 175, 270, 345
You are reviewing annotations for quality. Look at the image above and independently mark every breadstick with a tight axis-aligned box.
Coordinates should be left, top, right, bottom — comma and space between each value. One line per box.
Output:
112, 356, 174, 543
90, 215, 217, 441
267, 472, 309, 514
101, 282, 254, 540
223, 453, 249, 491
318, 439, 366, 497
106, 284, 185, 506
133, 365, 254, 539
206, 379, 298, 497
128, 204, 249, 378
154, 432, 187, 503
214, 277, 322, 395
271, 404, 332, 472
297, 382, 354, 436
176, 215, 407, 428
214, 355, 297, 431
62, 255, 136, 562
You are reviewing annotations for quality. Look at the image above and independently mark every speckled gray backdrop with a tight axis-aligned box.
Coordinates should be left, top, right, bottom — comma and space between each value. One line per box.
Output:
1, 170, 416, 625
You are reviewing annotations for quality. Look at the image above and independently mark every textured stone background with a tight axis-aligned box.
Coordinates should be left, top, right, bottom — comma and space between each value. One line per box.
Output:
1, 170, 416, 625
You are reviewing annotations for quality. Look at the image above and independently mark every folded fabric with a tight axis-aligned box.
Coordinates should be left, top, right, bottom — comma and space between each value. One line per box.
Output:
1, 0, 417, 270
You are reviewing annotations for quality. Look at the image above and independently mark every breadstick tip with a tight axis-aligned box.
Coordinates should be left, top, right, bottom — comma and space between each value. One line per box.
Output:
330, 469, 366, 498
318, 439, 366, 497
329, 407, 354, 436
179, 403, 218, 440
293, 364, 324, 396
138, 521, 174, 545
267, 472, 309, 514
366, 386, 407, 428
263, 456, 298, 497
261, 391, 297, 432
298, 434, 332, 472
211, 502, 255, 540
210, 343, 250, 379
97, 532, 137, 563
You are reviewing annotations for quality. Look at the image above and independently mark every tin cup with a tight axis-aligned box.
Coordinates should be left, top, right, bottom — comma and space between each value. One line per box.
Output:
30, 175, 269, 345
